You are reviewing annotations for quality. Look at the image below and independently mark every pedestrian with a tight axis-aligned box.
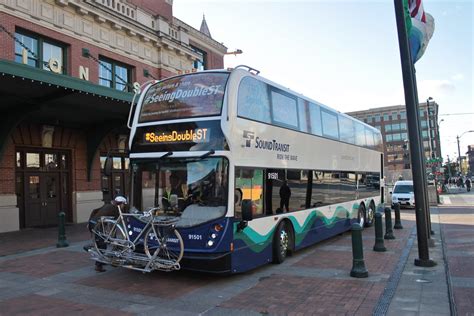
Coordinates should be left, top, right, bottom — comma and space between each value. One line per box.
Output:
279, 180, 291, 212
85, 196, 127, 272
466, 178, 471, 192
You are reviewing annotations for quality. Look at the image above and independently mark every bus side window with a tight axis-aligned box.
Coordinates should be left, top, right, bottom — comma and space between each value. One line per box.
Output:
235, 168, 264, 218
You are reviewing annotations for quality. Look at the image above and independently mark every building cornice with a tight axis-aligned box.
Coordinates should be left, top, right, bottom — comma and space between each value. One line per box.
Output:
173, 17, 227, 54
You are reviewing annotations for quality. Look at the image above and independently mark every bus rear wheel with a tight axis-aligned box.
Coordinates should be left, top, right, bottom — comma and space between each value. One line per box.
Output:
273, 221, 290, 264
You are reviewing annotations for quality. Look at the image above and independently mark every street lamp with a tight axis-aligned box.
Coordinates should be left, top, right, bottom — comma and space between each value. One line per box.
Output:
457, 130, 474, 175
225, 49, 243, 56
446, 155, 452, 178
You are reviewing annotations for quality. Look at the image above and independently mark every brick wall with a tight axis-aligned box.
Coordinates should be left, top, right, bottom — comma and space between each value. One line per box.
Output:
0, 139, 15, 194
0, 12, 163, 85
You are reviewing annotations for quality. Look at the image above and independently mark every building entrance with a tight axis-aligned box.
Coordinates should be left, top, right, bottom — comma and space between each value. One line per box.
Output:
16, 148, 71, 228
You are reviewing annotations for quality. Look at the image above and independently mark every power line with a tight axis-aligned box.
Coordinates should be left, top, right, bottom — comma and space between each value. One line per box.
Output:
439, 113, 474, 116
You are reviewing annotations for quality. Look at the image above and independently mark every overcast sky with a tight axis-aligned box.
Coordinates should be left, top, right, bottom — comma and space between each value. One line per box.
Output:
174, 0, 473, 162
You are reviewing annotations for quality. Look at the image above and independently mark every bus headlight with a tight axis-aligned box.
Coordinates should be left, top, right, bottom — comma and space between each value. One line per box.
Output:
206, 220, 226, 247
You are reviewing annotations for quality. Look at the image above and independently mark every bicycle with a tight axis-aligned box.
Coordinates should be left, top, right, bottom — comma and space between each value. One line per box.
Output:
90, 205, 184, 272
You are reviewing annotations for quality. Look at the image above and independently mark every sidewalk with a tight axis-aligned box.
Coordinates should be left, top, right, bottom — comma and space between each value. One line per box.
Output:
0, 195, 472, 315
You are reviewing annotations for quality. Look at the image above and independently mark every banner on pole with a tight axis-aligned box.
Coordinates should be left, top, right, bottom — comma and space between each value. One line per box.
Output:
403, 0, 435, 63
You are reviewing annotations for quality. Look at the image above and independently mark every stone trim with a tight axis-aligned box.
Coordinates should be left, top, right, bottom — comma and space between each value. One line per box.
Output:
0, 194, 20, 233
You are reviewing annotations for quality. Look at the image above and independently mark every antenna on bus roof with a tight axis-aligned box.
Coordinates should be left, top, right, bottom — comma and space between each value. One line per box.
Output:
234, 65, 260, 75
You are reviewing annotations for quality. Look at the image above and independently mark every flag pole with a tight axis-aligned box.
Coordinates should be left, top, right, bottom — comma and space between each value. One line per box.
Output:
393, 0, 435, 267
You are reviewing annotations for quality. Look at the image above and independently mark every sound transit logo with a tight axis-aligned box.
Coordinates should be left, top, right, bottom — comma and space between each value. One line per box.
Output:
242, 130, 255, 147
242, 130, 290, 152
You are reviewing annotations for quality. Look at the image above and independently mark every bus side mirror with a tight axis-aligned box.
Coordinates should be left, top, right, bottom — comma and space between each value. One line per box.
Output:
238, 199, 254, 231
241, 199, 254, 221
104, 156, 113, 176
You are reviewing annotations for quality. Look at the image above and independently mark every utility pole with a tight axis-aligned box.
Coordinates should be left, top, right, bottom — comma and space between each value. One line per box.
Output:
457, 135, 462, 175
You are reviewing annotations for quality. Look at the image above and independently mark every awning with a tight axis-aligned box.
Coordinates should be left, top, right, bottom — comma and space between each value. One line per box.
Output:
0, 59, 135, 180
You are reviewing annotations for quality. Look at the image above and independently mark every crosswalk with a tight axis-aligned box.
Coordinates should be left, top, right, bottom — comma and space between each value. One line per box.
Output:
440, 196, 451, 205
440, 191, 474, 206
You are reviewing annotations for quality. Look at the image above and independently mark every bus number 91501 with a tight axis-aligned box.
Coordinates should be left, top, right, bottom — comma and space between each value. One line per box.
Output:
188, 234, 202, 240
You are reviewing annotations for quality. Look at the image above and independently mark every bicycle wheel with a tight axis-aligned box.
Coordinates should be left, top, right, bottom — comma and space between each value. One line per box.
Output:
92, 218, 127, 258
144, 224, 184, 266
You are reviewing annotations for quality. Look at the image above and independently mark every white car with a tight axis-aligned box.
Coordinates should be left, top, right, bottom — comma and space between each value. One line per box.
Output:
391, 180, 415, 208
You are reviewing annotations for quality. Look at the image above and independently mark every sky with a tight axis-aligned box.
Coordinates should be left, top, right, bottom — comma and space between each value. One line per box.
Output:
174, 0, 473, 163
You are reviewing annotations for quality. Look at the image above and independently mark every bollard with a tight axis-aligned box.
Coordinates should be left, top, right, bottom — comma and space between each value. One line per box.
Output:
56, 212, 69, 248
393, 203, 403, 229
384, 207, 395, 240
373, 211, 387, 252
350, 223, 368, 278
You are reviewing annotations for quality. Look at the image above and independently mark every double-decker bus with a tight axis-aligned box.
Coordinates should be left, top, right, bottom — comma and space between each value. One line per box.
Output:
125, 65, 383, 274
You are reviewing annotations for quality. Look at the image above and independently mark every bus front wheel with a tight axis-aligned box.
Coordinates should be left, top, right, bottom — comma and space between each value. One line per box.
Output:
365, 201, 375, 227
273, 221, 291, 264
357, 204, 366, 229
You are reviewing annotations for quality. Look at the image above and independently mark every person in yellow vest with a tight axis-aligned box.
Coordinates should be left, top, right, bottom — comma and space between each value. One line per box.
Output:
163, 173, 188, 213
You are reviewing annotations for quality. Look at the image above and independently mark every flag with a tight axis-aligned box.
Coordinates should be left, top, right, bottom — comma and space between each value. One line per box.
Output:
403, 0, 435, 63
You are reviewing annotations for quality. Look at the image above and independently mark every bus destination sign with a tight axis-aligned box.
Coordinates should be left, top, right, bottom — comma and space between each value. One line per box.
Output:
144, 128, 210, 144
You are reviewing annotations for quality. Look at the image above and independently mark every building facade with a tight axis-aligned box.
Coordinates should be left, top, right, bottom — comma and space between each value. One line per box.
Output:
0, 0, 227, 232
347, 101, 441, 182
466, 145, 474, 177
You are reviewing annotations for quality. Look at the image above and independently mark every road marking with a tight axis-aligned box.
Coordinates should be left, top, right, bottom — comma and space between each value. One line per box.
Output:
442, 196, 452, 205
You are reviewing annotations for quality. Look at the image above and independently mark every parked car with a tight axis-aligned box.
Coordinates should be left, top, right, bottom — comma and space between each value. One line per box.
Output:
391, 180, 415, 208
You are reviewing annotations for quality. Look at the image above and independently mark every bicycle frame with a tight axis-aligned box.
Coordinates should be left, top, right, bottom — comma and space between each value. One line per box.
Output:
90, 204, 183, 273
100, 205, 154, 252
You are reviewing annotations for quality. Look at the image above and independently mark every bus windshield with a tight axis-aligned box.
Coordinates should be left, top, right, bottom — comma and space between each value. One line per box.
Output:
139, 73, 229, 123
132, 157, 229, 227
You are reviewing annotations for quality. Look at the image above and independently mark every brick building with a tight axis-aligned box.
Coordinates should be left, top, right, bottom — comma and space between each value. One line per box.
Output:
0, 0, 227, 232
346, 101, 441, 182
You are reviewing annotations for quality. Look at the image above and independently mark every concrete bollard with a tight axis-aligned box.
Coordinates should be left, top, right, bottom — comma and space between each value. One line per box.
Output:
350, 223, 368, 278
393, 203, 403, 229
56, 212, 69, 248
384, 207, 395, 240
373, 211, 387, 252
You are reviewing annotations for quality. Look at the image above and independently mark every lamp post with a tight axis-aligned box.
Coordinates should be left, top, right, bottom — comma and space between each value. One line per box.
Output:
447, 155, 452, 178
457, 130, 474, 175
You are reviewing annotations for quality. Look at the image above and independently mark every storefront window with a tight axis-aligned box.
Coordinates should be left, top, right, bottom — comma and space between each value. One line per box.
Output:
16, 152, 22, 168
26, 153, 40, 168
45, 153, 59, 170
